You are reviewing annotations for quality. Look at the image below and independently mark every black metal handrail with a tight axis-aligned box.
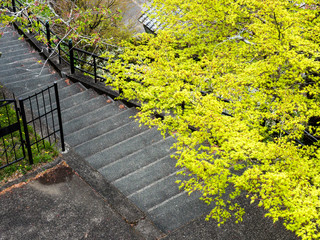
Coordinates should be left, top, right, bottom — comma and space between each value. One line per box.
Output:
21, 82, 65, 151
0, 82, 65, 170
8, 0, 110, 84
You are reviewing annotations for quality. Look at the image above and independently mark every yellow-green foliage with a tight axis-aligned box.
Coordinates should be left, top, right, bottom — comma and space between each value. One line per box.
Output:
0, 0, 129, 49
106, 0, 320, 239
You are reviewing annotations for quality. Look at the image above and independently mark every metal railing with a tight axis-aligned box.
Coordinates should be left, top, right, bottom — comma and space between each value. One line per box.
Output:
0, 97, 26, 169
20, 82, 65, 156
8, 0, 111, 84
0, 83, 65, 170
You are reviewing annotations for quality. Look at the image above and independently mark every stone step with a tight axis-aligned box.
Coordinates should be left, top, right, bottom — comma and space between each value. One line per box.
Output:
31, 88, 96, 117
34, 93, 109, 134
98, 136, 176, 182
0, 31, 20, 41
5, 74, 61, 96
16, 80, 69, 117
87, 127, 165, 170
147, 191, 212, 233
128, 171, 187, 212
17, 80, 82, 100
0, 61, 44, 75
0, 42, 28, 53
0, 68, 51, 82
0, 48, 31, 59
61, 95, 110, 123
63, 102, 127, 135
0, 35, 21, 45
0, 26, 11, 32
0, 52, 39, 65
38, 94, 108, 131
75, 120, 149, 158
0, 56, 42, 72
65, 107, 137, 147
112, 154, 178, 196
56, 81, 87, 99
57, 88, 96, 110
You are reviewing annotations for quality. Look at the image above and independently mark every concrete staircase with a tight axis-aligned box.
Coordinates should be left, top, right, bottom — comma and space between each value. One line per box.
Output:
0, 25, 212, 234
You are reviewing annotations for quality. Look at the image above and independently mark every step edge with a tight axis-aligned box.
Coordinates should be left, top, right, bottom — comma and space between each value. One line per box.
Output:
0, 57, 43, 68
147, 191, 187, 213
84, 125, 161, 161
28, 88, 93, 114
98, 135, 174, 173
0, 64, 43, 73
4, 73, 60, 86
16, 79, 67, 98
28, 81, 88, 104
56, 87, 92, 104
0, 52, 34, 60
65, 107, 136, 139
127, 169, 183, 199
0, 69, 51, 82
75, 119, 145, 151
112, 153, 175, 185
61, 94, 106, 114
62, 102, 123, 127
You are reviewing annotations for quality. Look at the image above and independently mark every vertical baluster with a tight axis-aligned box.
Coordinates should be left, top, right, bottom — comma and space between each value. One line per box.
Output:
45, 21, 51, 53
54, 82, 65, 152
38, 19, 41, 36
48, 87, 57, 143
19, 99, 33, 164
41, 90, 51, 145
58, 41, 62, 64
14, 101, 26, 161
12, 0, 16, 12
94, 55, 97, 83
68, 39, 75, 74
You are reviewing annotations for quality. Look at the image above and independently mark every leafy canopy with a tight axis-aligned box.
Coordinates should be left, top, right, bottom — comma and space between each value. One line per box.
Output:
106, 0, 320, 239
0, 0, 131, 51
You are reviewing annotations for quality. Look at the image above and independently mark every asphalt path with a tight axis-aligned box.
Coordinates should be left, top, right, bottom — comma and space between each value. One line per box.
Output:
0, 162, 144, 240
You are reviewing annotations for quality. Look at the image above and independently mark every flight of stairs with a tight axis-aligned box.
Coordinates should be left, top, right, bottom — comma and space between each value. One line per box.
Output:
0, 25, 212, 234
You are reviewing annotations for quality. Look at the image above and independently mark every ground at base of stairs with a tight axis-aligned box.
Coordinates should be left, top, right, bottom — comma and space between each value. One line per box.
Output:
0, 161, 144, 240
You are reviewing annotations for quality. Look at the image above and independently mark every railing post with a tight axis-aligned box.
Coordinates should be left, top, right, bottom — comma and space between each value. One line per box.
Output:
68, 39, 75, 74
181, 101, 185, 112
19, 99, 33, 165
45, 21, 51, 53
12, 0, 16, 12
93, 55, 97, 83
58, 43, 62, 64
27, 9, 31, 27
14, 101, 26, 161
36, 19, 40, 36
53, 82, 65, 152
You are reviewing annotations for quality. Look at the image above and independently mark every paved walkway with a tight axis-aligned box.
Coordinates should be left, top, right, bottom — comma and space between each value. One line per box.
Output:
0, 161, 143, 240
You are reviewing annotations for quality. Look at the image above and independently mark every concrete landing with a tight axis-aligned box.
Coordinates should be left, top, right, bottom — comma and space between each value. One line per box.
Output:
0, 162, 143, 240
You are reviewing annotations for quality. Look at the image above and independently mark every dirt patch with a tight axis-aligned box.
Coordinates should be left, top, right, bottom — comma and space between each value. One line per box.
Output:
0, 161, 72, 195
37, 163, 74, 185
1, 161, 50, 187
